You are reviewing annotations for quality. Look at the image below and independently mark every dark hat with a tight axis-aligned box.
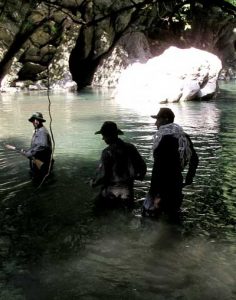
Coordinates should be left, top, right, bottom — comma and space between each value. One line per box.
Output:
151, 108, 175, 122
95, 121, 124, 136
28, 112, 46, 122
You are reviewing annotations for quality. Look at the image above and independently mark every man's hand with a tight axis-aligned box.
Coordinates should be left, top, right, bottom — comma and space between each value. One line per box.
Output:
153, 197, 161, 209
184, 176, 193, 186
89, 179, 95, 187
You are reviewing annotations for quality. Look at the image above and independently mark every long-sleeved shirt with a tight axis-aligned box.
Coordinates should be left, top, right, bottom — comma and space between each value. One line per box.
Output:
25, 126, 52, 163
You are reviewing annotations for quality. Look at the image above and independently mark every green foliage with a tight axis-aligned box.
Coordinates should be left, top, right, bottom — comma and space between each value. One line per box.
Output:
226, 0, 236, 6
43, 23, 60, 35
21, 19, 34, 32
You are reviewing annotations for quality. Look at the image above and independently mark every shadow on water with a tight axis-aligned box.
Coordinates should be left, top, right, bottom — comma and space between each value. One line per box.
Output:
0, 155, 96, 299
0, 133, 98, 298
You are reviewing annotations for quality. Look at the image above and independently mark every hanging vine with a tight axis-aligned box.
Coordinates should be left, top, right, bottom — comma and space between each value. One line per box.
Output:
37, 0, 56, 188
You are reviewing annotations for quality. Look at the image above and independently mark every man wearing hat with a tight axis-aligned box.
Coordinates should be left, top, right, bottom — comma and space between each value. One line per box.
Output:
91, 121, 146, 212
143, 107, 198, 220
22, 112, 53, 179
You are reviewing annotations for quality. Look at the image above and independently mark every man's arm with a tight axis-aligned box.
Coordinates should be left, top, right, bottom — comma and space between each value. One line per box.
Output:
129, 144, 147, 181
25, 128, 51, 158
184, 135, 199, 186
91, 149, 111, 187
148, 139, 164, 198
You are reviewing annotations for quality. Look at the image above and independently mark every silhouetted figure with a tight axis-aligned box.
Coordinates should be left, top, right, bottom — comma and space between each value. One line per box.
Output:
91, 121, 146, 213
143, 108, 198, 221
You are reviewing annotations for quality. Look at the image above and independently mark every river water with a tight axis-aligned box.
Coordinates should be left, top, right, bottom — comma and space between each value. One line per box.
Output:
0, 82, 236, 299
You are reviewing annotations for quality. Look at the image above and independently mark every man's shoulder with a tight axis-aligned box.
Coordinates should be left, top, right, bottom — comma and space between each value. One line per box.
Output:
38, 126, 48, 133
102, 145, 110, 153
122, 140, 136, 149
107, 140, 137, 154
161, 134, 179, 143
112, 138, 133, 150
102, 145, 113, 157
123, 141, 132, 147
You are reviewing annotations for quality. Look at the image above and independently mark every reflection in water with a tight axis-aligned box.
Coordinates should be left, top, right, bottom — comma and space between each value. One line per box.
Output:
0, 84, 236, 299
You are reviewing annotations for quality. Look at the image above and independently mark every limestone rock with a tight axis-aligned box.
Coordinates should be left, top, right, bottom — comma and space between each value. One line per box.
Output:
114, 46, 222, 103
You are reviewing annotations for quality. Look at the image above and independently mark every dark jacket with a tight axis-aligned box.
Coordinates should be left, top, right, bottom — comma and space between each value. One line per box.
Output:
149, 133, 198, 199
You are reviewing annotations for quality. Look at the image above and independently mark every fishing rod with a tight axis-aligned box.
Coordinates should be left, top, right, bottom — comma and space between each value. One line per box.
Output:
4, 143, 44, 170
36, 4, 55, 189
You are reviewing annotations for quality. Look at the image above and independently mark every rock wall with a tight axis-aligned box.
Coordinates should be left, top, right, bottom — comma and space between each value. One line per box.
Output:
92, 32, 152, 88
0, 1, 235, 93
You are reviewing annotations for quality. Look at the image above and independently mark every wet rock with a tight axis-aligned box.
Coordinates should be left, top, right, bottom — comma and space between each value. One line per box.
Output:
114, 46, 222, 103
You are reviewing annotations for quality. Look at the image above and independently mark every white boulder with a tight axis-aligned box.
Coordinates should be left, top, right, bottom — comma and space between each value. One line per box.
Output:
115, 46, 222, 103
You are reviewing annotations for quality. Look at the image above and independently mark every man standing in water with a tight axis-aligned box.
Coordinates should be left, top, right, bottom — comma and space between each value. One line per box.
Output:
91, 121, 146, 212
143, 108, 198, 220
23, 112, 53, 180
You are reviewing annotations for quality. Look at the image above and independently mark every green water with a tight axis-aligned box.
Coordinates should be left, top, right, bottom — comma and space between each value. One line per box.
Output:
0, 83, 236, 299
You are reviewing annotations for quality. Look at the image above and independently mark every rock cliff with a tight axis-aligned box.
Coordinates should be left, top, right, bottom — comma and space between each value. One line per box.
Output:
0, 0, 235, 97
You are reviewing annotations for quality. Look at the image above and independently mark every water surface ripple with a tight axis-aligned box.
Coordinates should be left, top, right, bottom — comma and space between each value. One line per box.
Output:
0, 84, 236, 299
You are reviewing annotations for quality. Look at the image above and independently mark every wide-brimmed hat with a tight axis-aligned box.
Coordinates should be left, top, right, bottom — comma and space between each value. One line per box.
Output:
95, 121, 124, 136
28, 112, 46, 122
151, 107, 175, 121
